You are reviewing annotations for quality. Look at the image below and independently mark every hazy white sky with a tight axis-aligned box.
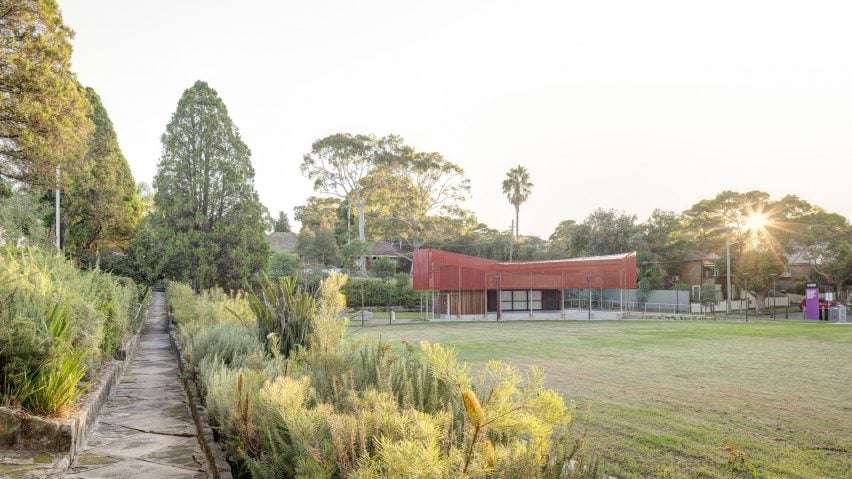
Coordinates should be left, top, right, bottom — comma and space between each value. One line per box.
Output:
62, 0, 852, 237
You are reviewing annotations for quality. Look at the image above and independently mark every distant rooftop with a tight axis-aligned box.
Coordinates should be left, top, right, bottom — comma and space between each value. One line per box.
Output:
267, 231, 297, 253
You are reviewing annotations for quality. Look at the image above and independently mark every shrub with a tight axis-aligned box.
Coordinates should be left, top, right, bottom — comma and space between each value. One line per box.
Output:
268, 251, 300, 279
169, 274, 602, 478
0, 246, 140, 416
343, 275, 420, 309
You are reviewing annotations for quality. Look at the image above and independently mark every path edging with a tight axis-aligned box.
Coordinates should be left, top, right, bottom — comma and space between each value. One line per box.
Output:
167, 303, 234, 479
0, 310, 143, 466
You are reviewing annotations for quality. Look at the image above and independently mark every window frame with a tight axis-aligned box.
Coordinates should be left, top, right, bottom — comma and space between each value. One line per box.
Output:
499, 290, 544, 311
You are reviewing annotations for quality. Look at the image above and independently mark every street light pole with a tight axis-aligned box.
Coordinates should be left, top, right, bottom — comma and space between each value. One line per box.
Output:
55, 164, 61, 252
586, 272, 592, 320
726, 239, 732, 314
769, 274, 775, 319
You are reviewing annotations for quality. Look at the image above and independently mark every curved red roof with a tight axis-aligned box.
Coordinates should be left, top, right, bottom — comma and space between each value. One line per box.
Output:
412, 249, 637, 291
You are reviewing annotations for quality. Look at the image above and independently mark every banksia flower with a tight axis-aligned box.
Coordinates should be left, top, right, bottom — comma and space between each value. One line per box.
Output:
483, 439, 496, 468
462, 390, 485, 427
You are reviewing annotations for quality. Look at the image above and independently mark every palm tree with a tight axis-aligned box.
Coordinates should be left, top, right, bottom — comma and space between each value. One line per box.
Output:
501, 165, 533, 238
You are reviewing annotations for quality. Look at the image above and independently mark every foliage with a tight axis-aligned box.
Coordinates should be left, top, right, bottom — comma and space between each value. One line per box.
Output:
0, 246, 141, 415
297, 226, 341, 267
366, 137, 470, 252
0, 186, 50, 248
569, 209, 643, 257
342, 275, 420, 309
502, 165, 533, 238
301, 134, 399, 273
246, 275, 319, 358
0, 0, 93, 188
272, 211, 291, 232
797, 211, 852, 296
268, 250, 300, 278
370, 256, 396, 278
735, 247, 786, 311
63, 87, 143, 258
340, 240, 369, 273
294, 196, 341, 232
142, 81, 268, 291
169, 275, 599, 479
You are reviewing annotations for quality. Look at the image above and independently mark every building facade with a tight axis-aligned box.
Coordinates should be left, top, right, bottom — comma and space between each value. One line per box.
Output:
412, 249, 638, 319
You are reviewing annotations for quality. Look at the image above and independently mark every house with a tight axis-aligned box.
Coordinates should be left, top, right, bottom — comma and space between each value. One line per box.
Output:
412, 249, 637, 319
366, 240, 410, 271
266, 232, 298, 254
784, 250, 812, 281
675, 252, 720, 286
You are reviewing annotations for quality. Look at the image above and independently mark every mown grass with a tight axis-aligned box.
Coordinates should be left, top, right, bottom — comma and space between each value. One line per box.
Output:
351, 319, 852, 478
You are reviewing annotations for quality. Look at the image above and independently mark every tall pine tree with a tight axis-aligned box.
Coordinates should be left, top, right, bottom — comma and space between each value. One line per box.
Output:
64, 87, 143, 259
0, 0, 92, 187
138, 81, 267, 290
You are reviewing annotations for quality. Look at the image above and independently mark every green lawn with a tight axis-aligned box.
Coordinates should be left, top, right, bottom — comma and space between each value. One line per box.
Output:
349, 319, 852, 479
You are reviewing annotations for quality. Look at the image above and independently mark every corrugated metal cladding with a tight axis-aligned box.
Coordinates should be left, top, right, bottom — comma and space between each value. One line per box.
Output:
412, 249, 638, 291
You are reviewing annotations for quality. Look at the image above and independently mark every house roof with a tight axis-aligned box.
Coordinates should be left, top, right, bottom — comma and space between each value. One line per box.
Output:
787, 250, 812, 265
368, 241, 404, 257
683, 251, 721, 262
267, 232, 298, 253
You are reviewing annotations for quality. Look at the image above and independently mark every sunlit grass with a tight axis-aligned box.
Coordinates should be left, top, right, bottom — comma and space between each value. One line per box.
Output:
354, 320, 852, 478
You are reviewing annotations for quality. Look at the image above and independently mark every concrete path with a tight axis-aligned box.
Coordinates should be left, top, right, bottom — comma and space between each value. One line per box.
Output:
64, 292, 210, 479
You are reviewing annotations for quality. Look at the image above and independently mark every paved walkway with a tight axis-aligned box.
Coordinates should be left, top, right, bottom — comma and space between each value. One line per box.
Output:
65, 292, 209, 479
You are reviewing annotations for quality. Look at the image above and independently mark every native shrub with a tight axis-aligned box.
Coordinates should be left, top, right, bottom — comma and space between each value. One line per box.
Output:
168, 274, 602, 478
0, 246, 141, 416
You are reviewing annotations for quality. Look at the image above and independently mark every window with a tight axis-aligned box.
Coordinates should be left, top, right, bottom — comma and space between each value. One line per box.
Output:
529, 290, 542, 310
500, 290, 514, 312
499, 290, 544, 311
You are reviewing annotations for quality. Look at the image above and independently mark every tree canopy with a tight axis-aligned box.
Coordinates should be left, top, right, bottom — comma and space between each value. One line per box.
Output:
0, 0, 92, 187
367, 136, 470, 255
136, 81, 267, 290
301, 133, 387, 273
63, 87, 143, 258
502, 165, 532, 238
272, 210, 291, 232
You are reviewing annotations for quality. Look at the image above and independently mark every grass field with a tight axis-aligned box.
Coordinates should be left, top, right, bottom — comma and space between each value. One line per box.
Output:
349, 319, 852, 478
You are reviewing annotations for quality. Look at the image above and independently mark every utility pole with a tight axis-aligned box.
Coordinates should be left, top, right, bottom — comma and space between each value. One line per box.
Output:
55, 164, 61, 252
586, 272, 592, 320
725, 239, 732, 314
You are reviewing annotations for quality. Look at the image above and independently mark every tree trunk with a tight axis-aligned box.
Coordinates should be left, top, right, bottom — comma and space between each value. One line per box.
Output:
356, 199, 367, 275
753, 291, 767, 314
514, 204, 519, 238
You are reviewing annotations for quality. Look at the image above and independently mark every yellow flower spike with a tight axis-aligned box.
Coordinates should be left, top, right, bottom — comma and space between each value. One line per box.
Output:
483, 439, 496, 468
462, 390, 485, 427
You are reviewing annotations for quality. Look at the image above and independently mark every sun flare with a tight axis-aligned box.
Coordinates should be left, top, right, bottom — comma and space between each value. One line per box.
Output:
744, 212, 769, 232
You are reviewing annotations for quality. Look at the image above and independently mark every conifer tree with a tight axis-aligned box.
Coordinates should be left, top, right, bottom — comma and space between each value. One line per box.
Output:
0, 0, 92, 187
64, 87, 143, 258
139, 81, 267, 290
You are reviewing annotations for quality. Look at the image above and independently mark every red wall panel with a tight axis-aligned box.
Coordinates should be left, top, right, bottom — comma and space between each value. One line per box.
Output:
412, 249, 638, 291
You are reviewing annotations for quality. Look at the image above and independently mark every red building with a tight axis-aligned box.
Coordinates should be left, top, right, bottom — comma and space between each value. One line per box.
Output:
412, 249, 638, 318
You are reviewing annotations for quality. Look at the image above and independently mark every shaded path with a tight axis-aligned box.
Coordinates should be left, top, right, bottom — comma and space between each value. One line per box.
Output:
65, 292, 209, 479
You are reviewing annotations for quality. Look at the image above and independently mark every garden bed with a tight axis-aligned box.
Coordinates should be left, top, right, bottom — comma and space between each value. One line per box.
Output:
0, 322, 142, 467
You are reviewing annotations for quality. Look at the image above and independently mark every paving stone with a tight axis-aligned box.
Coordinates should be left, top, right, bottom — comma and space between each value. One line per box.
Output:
62, 293, 210, 479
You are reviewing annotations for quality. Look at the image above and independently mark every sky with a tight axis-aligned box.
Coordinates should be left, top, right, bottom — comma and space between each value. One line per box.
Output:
61, 0, 852, 238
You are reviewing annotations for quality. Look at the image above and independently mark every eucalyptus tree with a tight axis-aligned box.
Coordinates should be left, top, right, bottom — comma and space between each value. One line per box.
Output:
502, 165, 533, 238
0, 0, 92, 187
369, 136, 470, 261
142, 81, 267, 290
301, 133, 386, 273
